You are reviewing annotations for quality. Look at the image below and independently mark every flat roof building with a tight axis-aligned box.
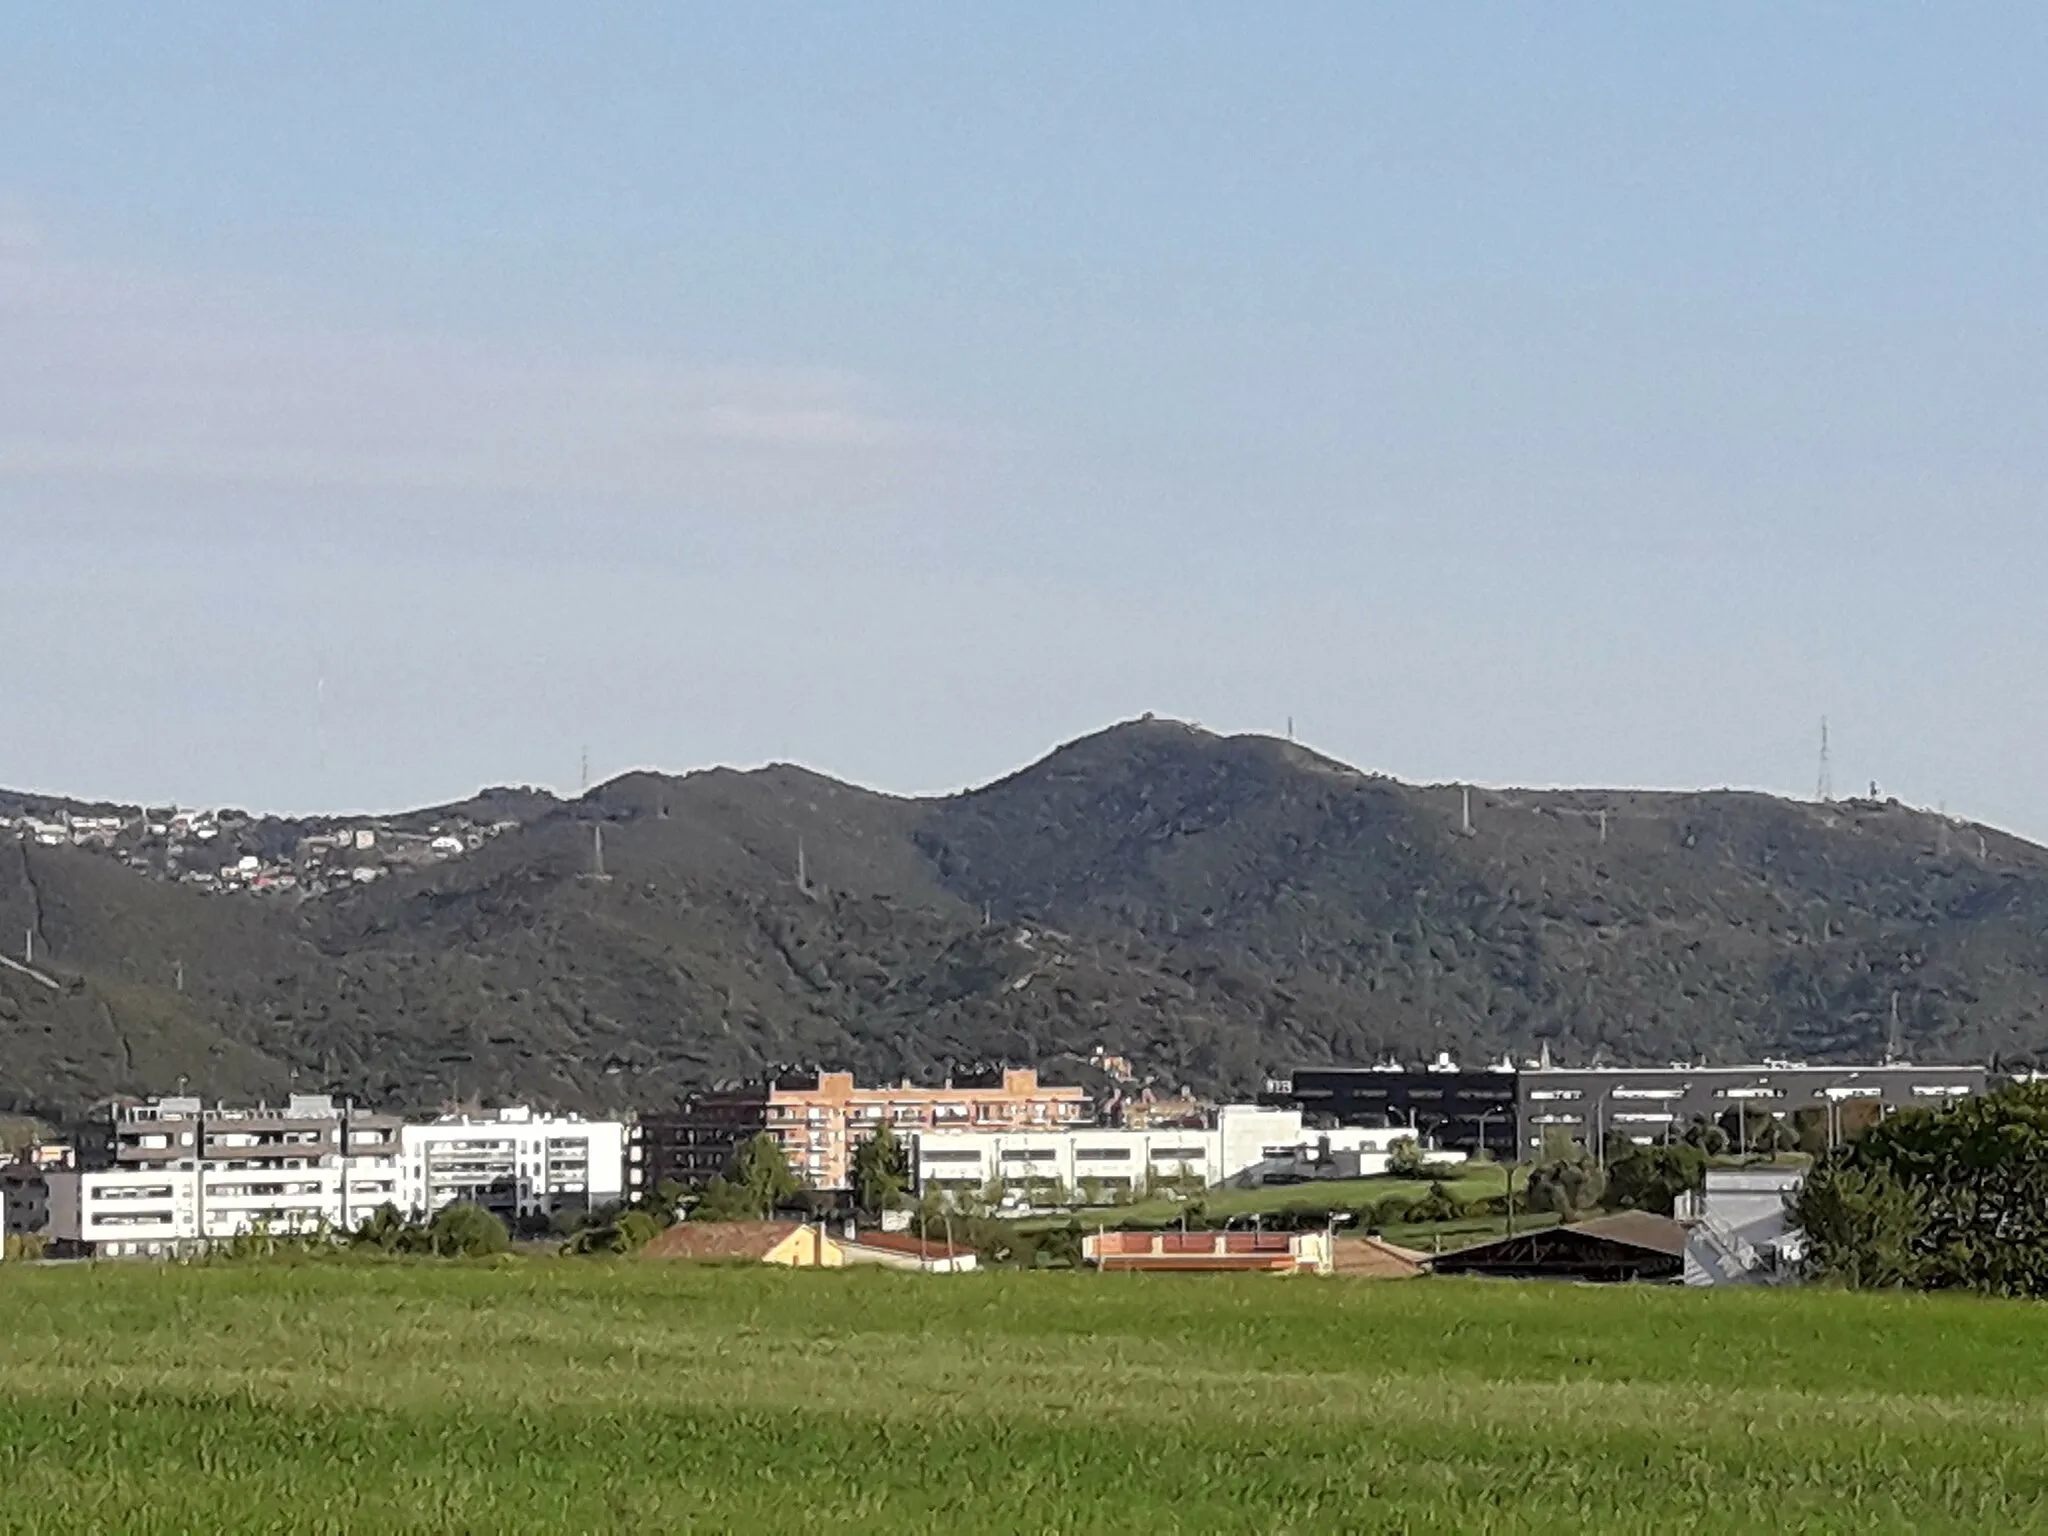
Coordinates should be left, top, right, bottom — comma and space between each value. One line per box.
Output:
1267, 1060, 1988, 1157
398, 1107, 627, 1224
640, 1067, 1091, 1192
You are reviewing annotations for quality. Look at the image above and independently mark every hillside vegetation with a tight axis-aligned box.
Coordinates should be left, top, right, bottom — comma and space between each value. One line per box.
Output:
3, 718, 2044, 1117
0, 1263, 2044, 1531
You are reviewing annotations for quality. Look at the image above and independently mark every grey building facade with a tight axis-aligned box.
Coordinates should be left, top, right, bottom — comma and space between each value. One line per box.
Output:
1517, 1062, 1986, 1154
1267, 1060, 1988, 1158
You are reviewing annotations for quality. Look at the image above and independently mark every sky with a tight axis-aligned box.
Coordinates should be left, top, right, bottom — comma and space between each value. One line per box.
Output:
3, 6, 2046, 834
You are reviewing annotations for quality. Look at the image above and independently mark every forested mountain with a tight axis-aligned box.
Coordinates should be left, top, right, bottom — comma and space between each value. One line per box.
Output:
3, 718, 2043, 1119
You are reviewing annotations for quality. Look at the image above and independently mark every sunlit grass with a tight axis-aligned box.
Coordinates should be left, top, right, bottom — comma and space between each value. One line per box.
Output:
0, 1260, 2043, 1532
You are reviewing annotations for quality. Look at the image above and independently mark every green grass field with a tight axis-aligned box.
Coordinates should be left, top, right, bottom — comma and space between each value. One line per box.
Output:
1, 1260, 2044, 1533
1036, 1163, 1514, 1230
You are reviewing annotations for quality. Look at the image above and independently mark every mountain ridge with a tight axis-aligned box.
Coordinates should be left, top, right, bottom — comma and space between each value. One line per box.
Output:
2, 718, 2042, 1119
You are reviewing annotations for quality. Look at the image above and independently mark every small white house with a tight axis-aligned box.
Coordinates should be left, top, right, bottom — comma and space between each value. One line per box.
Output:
1681, 1166, 1806, 1285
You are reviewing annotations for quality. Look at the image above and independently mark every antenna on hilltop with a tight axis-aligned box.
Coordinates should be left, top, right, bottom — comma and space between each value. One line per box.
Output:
1816, 718, 1833, 803
580, 746, 590, 797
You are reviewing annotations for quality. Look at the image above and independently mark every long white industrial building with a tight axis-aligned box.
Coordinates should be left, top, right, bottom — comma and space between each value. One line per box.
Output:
908, 1107, 1461, 1202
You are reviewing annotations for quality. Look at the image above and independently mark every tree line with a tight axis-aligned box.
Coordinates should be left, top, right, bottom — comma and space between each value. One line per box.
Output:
1792, 1081, 2048, 1295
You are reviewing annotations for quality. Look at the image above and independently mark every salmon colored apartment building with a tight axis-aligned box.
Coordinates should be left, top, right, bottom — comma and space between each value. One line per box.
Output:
640, 1068, 1091, 1192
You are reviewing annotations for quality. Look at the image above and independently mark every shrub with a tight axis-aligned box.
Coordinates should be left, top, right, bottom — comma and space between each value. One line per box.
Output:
1403, 1182, 1467, 1225
1525, 1148, 1605, 1219
1387, 1138, 1427, 1178
425, 1203, 510, 1258
1368, 1194, 1416, 1228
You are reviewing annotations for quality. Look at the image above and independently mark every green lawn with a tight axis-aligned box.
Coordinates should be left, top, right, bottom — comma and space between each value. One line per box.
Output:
0, 1260, 2044, 1532
1052, 1163, 1516, 1228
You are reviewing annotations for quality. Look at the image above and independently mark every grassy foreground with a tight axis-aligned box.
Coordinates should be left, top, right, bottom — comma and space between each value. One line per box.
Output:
1, 1262, 2045, 1533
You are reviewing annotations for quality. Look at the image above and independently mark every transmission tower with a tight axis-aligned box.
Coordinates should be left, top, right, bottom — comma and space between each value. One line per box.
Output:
1816, 717, 1833, 803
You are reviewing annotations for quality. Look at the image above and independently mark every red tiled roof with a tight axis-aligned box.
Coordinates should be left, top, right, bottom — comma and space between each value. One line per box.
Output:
639, 1221, 805, 1262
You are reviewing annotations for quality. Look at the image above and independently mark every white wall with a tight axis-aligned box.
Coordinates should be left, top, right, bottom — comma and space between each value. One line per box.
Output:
45, 1160, 403, 1254
912, 1106, 1312, 1201
398, 1112, 626, 1218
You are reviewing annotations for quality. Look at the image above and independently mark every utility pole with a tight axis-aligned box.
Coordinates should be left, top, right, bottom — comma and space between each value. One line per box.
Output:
338, 1098, 351, 1237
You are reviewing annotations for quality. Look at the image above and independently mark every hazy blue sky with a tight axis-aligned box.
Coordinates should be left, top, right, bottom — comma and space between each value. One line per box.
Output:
4, 6, 2045, 834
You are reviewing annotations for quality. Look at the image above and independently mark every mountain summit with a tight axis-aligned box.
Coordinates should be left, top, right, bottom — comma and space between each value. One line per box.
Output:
3, 719, 2041, 1116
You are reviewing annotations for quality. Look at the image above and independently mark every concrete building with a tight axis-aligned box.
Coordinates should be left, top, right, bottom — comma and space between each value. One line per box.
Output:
49, 1094, 403, 1255
89, 1094, 405, 1182
1267, 1060, 1987, 1157
1, 1146, 70, 1238
398, 1107, 627, 1223
910, 1106, 1307, 1203
1265, 1065, 1521, 1157
1681, 1166, 1806, 1286
1516, 1063, 1985, 1154
640, 1067, 1092, 1192
46, 1155, 403, 1258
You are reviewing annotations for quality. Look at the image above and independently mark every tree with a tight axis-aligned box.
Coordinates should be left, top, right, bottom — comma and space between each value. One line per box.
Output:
690, 1175, 761, 1222
1525, 1146, 1606, 1219
641, 1178, 689, 1228
1791, 1161, 1928, 1289
1605, 1144, 1706, 1216
1387, 1136, 1427, 1178
1681, 1117, 1730, 1156
1795, 1083, 2048, 1295
851, 1123, 909, 1214
733, 1132, 802, 1217
424, 1202, 509, 1257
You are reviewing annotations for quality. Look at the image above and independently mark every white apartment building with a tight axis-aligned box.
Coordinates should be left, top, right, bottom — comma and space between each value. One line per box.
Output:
911, 1106, 1309, 1201
48, 1093, 404, 1257
398, 1107, 626, 1222
46, 1157, 402, 1259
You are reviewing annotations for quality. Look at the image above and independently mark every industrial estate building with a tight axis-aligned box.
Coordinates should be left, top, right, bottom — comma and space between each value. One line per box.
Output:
907, 1105, 1306, 1200
1267, 1060, 1989, 1156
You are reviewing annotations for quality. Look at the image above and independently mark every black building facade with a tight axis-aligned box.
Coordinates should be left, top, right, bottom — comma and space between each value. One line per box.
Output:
1267, 1060, 1989, 1160
1265, 1067, 1521, 1159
